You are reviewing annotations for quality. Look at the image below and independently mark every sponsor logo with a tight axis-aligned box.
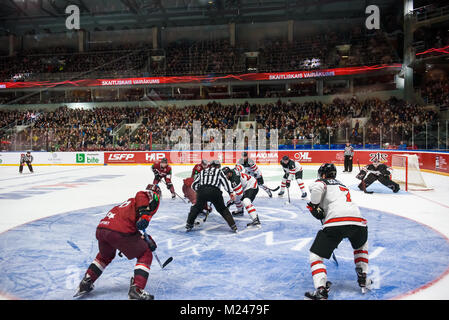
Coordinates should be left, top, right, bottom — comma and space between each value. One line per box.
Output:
108, 153, 135, 161
76, 153, 100, 164
76, 153, 85, 163
145, 152, 166, 162
369, 152, 388, 163
249, 152, 278, 159
335, 152, 345, 161
48, 152, 63, 163
293, 152, 312, 161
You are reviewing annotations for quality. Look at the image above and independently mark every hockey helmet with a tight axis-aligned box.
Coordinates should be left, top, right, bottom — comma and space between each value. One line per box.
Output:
210, 159, 221, 168
234, 163, 244, 173
317, 163, 337, 179
282, 155, 289, 163
222, 166, 233, 178
146, 184, 162, 200
201, 159, 209, 167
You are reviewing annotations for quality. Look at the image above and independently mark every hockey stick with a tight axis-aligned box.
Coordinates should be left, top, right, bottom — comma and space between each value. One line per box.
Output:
356, 160, 373, 194
160, 179, 187, 203
265, 185, 280, 192
287, 186, 291, 204
142, 231, 173, 269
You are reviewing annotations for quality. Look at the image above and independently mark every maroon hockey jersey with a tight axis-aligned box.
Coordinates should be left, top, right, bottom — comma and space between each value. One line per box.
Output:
97, 191, 156, 234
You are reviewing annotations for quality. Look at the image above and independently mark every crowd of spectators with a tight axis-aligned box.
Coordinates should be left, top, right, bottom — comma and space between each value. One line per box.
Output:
0, 45, 150, 82
361, 96, 439, 146
0, 96, 440, 151
0, 25, 401, 82
420, 79, 449, 106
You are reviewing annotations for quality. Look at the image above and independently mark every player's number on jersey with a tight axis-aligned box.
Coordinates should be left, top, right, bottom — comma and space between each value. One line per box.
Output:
242, 173, 251, 180
339, 186, 352, 202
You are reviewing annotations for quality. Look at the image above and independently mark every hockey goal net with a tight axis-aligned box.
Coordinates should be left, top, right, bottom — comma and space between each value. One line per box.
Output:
391, 154, 432, 191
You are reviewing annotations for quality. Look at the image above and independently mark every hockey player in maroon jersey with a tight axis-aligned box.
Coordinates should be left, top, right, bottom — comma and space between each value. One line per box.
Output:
191, 159, 209, 179
182, 160, 209, 204
74, 184, 162, 300
152, 157, 176, 199
182, 160, 212, 214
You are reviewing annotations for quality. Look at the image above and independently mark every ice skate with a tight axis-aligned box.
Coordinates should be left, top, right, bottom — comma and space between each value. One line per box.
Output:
356, 268, 372, 294
278, 190, 285, 197
73, 274, 94, 298
246, 216, 261, 228
304, 281, 332, 300
301, 192, 307, 199
186, 223, 194, 232
232, 209, 244, 216
128, 277, 154, 300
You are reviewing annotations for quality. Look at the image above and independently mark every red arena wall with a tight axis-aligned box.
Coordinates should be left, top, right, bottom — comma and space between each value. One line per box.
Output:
102, 150, 449, 175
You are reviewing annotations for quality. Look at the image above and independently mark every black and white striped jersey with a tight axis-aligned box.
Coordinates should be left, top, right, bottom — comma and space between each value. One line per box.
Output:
20, 154, 33, 164
191, 167, 233, 194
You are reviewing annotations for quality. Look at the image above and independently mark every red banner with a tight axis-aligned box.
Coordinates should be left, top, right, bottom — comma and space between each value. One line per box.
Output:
104, 150, 449, 175
0, 64, 402, 89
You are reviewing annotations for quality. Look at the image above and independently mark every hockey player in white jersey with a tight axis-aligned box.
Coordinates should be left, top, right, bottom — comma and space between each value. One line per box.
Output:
236, 152, 273, 197
222, 166, 261, 227
304, 163, 371, 300
278, 155, 307, 198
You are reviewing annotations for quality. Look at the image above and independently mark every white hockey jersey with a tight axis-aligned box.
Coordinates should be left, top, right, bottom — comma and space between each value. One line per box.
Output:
237, 157, 262, 178
230, 171, 258, 198
281, 160, 303, 177
309, 178, 366, 228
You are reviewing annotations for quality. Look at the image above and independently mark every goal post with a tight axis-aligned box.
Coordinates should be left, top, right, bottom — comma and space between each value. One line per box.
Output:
391, 154, 432, 191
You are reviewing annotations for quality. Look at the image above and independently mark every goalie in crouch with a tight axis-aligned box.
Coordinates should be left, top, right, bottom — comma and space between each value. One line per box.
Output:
356, 159, 400, 193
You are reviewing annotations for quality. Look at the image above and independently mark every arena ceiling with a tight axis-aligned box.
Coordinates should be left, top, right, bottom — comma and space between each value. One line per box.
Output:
0, 0, 401, 36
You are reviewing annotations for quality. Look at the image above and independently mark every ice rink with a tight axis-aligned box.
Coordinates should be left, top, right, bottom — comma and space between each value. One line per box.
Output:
0, 163, 449, 300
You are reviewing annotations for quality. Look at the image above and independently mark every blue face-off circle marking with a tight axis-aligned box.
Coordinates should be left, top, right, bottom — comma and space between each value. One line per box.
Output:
0, 199, 448, 300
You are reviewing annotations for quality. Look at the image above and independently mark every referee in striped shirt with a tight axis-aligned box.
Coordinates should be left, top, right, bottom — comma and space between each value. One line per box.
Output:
186, 160, 238, 233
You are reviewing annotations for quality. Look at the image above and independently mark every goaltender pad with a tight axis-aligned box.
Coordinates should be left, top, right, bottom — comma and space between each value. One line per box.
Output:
391, 154, 432, 191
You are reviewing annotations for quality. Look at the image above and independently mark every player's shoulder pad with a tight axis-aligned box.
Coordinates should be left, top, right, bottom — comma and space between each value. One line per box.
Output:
310, 180, 326, 192
288, 160, 296, 168
316, 178, 343, 186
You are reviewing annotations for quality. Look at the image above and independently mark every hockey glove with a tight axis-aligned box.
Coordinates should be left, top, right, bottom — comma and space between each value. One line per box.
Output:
307, 202, 325, 220
136, 207, 151, 230
356, 171, 367, 180
257, 176, 264, 185
136, 218, 149, 230
286, 180, 291, 188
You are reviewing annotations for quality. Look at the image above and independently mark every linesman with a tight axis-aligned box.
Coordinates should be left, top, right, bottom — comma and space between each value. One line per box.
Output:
186, 160, 238, 233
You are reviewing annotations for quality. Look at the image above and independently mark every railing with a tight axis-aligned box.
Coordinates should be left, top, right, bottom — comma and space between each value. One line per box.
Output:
3, 120, 448, 153
412, 4, 449, 22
